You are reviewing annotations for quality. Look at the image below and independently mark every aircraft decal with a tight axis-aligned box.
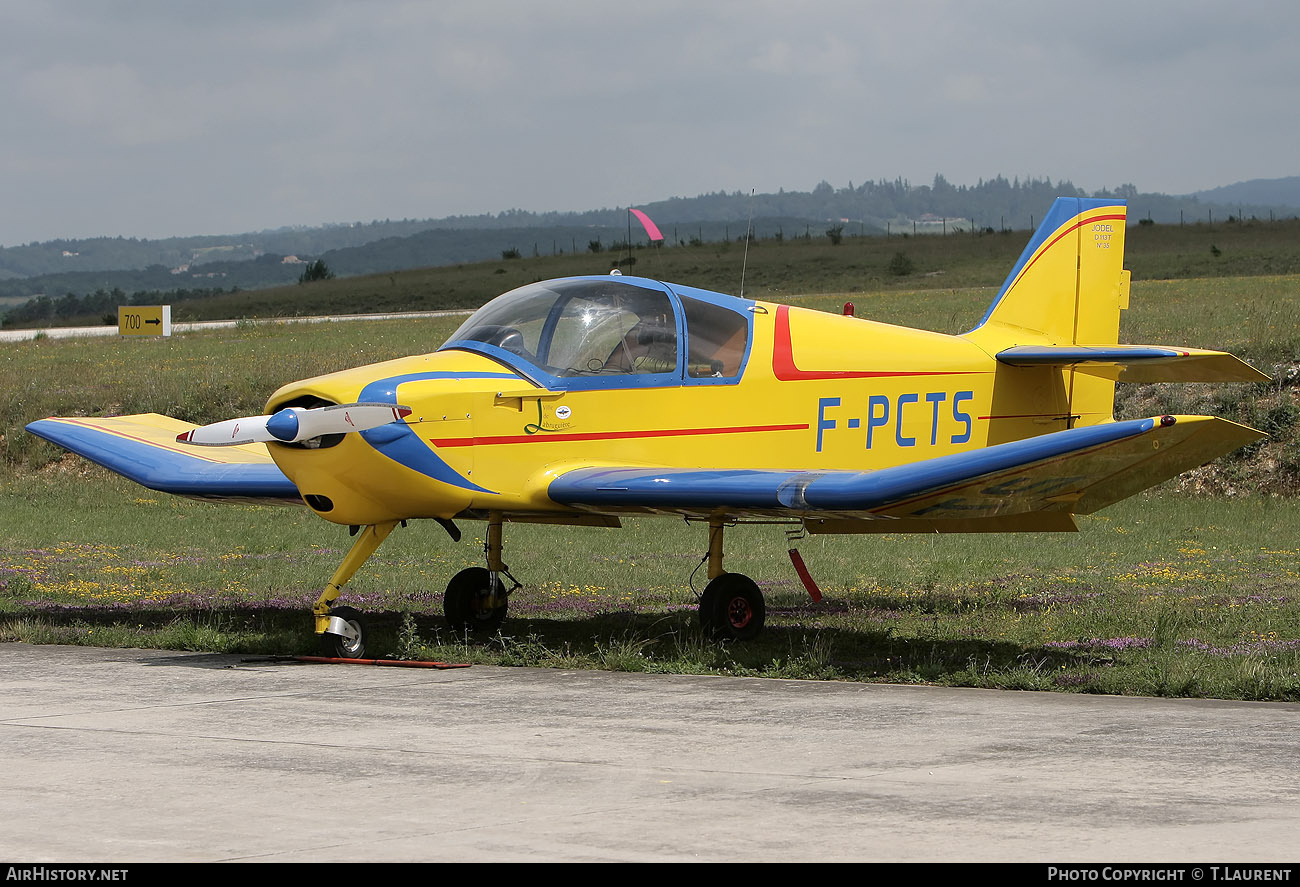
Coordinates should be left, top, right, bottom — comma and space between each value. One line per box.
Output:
357, 371, 518, 493
772, 305, 987, 381
816, 392, 974, 452
523, 398, 572, 434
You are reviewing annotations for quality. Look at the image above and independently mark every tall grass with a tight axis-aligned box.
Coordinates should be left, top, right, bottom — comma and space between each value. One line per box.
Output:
2, 469, 1299, 699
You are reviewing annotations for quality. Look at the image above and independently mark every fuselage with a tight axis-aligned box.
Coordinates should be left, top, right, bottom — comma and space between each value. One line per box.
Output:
262, 276, 1080, 526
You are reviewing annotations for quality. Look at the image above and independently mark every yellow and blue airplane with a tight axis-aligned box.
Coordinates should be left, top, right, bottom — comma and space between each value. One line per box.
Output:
28, 198, 1268, 655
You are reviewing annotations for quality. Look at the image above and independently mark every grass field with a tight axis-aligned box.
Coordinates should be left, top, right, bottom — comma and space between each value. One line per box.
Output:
3, 471, 1298, 699
2, 239, 1299, 699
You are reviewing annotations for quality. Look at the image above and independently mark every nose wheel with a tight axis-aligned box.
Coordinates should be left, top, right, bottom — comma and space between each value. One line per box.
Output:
319, 605, 368, 658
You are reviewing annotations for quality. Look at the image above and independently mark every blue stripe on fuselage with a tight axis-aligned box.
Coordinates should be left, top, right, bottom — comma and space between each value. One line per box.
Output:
357, 371, 518, 494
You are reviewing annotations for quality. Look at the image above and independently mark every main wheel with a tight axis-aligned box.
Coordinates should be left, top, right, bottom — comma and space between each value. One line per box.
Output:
444, 567, 509, 634
319, 605, 367, 659
699, 573, 766, 641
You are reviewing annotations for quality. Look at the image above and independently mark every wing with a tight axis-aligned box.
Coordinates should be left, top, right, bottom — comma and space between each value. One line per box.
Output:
548, 415, 1263, 532
26, 414, 301, 503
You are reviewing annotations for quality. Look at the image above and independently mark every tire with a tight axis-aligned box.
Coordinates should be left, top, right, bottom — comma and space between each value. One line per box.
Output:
699, 573, 765, 641
444, 567, 509, 634
319, 606, 367, 659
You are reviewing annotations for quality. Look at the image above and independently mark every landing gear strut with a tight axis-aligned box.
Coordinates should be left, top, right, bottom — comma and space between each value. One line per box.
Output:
312, 521, 397, 658
444, 511, 516, 634
310, 513, 521, 657
697, 516, 766, 641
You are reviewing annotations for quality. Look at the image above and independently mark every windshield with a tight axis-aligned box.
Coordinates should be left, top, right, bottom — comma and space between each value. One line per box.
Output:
443, 279, 679, 378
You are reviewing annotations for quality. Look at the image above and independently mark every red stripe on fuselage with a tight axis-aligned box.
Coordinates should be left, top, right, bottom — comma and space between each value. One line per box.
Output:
429, 423, 809, 448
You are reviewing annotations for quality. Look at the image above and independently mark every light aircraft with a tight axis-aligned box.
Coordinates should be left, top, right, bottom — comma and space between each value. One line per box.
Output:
27, 198, 1269, 656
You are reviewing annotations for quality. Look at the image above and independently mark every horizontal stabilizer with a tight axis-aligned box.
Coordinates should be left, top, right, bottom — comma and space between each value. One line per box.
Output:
27, 414, 300, 502
996, 345, 1269, 383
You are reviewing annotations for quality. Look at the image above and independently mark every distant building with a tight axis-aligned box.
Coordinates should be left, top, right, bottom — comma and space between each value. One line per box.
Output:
908, 214, 973, 234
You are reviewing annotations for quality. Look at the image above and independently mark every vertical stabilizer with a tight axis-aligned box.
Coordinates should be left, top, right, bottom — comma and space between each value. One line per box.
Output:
966, 197, 1129, 346
964, 198, 1130, 430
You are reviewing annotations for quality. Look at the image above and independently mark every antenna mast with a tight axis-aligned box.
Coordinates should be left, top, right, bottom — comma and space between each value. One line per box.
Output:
626, 209, 633, 267
739, 188, 755, 299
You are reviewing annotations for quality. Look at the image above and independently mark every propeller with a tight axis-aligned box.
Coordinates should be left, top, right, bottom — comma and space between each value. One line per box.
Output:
176, 403, 412, 446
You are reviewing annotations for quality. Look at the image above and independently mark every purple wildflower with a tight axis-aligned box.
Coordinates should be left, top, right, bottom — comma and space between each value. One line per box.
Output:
1044, 637, 1154, 651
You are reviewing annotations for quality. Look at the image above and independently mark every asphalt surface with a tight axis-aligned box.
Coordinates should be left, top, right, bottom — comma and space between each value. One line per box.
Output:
2, 642, 1299, 863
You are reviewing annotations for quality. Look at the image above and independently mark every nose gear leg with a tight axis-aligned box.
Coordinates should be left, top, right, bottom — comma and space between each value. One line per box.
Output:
313, 520, 398, 638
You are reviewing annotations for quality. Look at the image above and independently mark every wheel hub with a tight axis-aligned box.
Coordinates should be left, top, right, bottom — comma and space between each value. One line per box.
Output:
727, 596, 753, 629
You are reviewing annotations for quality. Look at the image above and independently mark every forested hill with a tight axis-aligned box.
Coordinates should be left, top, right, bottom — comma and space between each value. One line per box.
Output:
1192, 176, 1300, 208
3, 175, 1297, 304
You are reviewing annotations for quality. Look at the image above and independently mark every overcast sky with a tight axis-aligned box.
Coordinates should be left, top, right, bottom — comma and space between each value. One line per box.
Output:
2, 0, 1297, 246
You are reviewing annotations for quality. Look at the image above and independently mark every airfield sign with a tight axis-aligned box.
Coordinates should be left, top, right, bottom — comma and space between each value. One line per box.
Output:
118, 305, 171, 337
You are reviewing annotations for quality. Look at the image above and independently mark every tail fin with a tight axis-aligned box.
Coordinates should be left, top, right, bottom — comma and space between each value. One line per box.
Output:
962, 198, 1129, 430
964, 198, 1266, 435
965, 197, 1129, 347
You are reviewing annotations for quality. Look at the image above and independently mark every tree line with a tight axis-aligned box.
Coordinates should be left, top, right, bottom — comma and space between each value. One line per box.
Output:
1, 285, 237, 328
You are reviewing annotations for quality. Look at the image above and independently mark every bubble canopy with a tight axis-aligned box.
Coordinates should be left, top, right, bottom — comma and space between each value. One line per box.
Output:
440, 277, 753, 389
